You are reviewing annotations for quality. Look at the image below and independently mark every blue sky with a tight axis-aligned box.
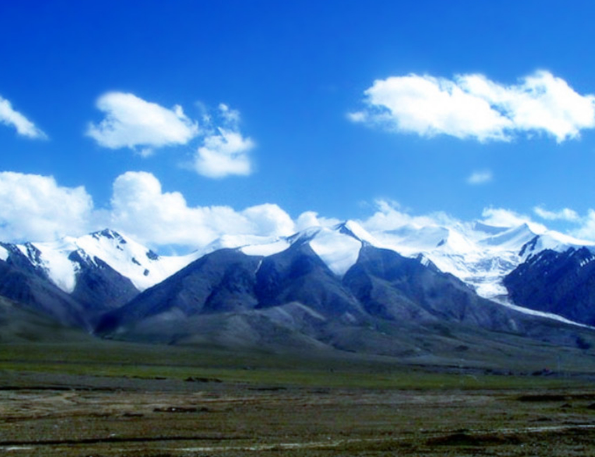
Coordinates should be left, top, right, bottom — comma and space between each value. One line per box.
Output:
1, 0, 595, 248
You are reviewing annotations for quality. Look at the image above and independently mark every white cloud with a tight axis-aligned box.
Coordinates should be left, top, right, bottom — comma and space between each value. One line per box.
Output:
4, 170, 595, 251
0, 172, 93, 242
350, 74, 511, 141
295, 211, 341, 231
360, 199, 447, 232
0, 96, 47, 139
467, 170, 493, 185
534, 206, 580, 222
351, 71, 595, 142
88, 94, 255, 179
193, 104, 255, 178
0, 171, 292, 248
194, 128, 254, 178
571, 210, 595, 241
87, 92, 199, 153
481, 207, 547, 233
109, 171, 292, 248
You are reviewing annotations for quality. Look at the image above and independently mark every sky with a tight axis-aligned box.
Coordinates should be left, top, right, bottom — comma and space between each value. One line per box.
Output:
2, 0, 595, 250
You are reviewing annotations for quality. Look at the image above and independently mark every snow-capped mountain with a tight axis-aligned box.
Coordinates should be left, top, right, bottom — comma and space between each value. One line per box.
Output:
2, 229, 200, 294
191, 219, 592, 306
504, 246, 595, 325
363, 221, 593, 301
1, 219, 592, 312
3, 220, 595, 356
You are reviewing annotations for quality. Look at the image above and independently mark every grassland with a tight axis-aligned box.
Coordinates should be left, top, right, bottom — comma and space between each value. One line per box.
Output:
2, 339, 595, 456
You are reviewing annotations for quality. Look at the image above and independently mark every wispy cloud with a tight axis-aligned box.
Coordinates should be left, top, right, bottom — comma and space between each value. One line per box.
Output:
467, 170, 493, 185
572, 210, 595, 241
534, 206, 580, 222
0, 96, 47, 139
481, 207, 547, 233
193, 104, 255, 178
350, 71, 595, 143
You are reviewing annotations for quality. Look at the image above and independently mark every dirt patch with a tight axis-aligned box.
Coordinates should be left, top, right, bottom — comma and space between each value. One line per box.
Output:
517, 394, 567, 402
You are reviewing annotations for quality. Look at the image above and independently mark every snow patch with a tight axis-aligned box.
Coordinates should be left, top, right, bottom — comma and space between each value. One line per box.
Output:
29, 240, 78, 293
309, 227, 362, 276
580, 256, 594, 268
240, 239, 290, 256
75, 230, 199, 291
0, 245, 7, 261
14, 230, 199, 293
204, 234, 290, 257
492, 296, 594, 329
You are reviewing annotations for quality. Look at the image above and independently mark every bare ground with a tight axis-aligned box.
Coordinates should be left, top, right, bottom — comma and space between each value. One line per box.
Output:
2, 371, 595, 456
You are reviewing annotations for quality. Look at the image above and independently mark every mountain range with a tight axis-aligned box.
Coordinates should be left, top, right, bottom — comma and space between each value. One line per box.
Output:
2, 219, 595, 361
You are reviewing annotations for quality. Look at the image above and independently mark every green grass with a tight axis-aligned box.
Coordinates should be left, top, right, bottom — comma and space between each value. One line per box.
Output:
1, 339, 592, 390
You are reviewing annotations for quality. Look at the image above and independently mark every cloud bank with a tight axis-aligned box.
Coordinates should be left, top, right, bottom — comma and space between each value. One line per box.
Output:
0, 96, 46, 139
87, 94, 254, 178
350, 71, 595, 142
109, 171, 292, 247
2, 172, 595, 248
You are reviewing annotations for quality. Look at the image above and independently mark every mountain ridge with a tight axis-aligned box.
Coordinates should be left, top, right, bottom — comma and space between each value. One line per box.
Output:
2, 221, 595, 359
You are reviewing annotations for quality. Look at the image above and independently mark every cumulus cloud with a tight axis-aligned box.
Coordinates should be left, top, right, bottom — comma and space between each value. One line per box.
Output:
350, 70, 595, 142
0, 96, 47, 139
0, 170, 295, 248
0, 172, 94, 242
87, 95, 255, 178
467, 170, 493, 185
534, 206, 580, 222
4, 170, 595, 250
87, 92, 199, 154
193, 104, 255, 178
109, 171, 293, 248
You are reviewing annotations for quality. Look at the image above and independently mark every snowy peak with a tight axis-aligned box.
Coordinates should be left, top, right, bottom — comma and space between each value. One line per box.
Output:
74, 230, 199, 291
478, 223, 539, 251
335, 220, 375, 244
2, 229, 198, 294
519, 231, 594, 260
290, 221, 380, 277
471, 221, 510, 236
205, 220, 378, 277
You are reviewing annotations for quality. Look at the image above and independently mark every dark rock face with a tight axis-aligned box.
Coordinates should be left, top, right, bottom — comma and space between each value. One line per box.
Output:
343, 245, 516, 331
0, 243, 140, 328
0, 244, 87, 329
97, 244, 526, 342
96, 249, 263, 334
504, 247, 595, 325
68, 251, 139, 318
255, 242, 364, 320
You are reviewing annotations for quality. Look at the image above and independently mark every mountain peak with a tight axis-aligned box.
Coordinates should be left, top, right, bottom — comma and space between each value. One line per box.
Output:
91, 228, 126, 242
334, 220, 375, 245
